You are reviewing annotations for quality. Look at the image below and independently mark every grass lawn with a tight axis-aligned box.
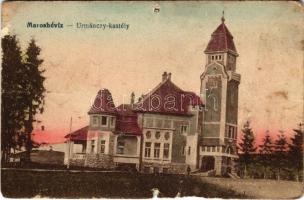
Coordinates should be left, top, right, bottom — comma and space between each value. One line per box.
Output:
199, 177, 304, 199
1, 169, 246, 198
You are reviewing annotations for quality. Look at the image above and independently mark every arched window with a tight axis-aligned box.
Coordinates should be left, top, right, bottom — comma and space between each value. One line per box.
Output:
146, 131, 151, 139
164, 132, 170, 140
155, 131, 161, 139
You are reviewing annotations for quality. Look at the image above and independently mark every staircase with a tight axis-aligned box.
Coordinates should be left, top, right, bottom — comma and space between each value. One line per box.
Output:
228, 172, 240, 179
192, 170, 216, 177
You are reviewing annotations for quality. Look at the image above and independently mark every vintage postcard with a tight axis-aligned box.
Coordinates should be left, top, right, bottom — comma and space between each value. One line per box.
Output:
1, 1, 303, 199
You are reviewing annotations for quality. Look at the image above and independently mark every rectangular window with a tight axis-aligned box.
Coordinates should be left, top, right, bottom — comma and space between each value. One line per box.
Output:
155, 119, 162, 128
212, 146, 215, 152
163, 143, 170, 159
145, 118, 153, 127
163, 120, 171, 128
82, 144, 87, 153
234, 128, 237, 139
91, 140, 95, 153
101, 116, 107, 126
100, 140, 105, 154
92, 116, 98, 126
228, 127, 233, 138
216, 146, 220, 152
117, 140, 124, 154
154, 143, 160, 158
188, 146, 191, 155
110, 117, 116, 128
206, 146, 210, 152
144, 142, 151, 157
180, 125, 188, 135
181, 146, 186, 156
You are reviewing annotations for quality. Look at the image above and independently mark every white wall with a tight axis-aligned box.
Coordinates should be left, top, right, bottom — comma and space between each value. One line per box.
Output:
185, 134, 198, 170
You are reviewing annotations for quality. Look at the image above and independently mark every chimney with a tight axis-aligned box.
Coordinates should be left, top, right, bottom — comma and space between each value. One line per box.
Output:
162, 71, 167, 81
167, 72, 171, 80
130, 92, 135, 105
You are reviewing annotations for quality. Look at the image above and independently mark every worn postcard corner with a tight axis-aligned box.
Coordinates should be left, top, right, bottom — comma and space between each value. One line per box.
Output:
1, 1, 303, 199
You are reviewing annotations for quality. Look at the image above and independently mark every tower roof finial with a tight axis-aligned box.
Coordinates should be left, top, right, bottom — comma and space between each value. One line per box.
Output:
221, 10, 225, 23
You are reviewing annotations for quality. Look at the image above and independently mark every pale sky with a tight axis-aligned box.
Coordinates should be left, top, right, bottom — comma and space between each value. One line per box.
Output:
2, 1, 304, 143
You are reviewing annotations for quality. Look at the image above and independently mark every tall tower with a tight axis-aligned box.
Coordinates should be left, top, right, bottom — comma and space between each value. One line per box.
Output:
200, 14, 241, 175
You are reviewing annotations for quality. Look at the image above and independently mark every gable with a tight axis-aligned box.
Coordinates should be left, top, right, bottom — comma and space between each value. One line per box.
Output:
134, 79, 202, 115
201, 62, 228, 81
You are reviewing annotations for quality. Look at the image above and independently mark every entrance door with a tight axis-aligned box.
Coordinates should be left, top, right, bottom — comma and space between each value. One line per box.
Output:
201, 156, 215, 172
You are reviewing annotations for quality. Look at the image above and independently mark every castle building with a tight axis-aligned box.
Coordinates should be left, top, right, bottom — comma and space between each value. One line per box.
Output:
64, 16, 240, 176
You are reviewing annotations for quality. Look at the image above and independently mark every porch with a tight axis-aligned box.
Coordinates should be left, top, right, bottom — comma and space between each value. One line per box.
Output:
113, 134, 141, 170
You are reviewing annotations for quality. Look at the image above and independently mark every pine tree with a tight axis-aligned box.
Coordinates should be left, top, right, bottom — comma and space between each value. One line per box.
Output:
23, 38, 46, 161
1, 35, 27, 163
258, 131, 273, 179
238, 121, 257, 178
274, 131, 288, 181
288, 124, 303, 181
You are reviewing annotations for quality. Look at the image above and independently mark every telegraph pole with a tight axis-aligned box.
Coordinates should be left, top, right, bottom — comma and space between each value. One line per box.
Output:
67, 117, 73, 170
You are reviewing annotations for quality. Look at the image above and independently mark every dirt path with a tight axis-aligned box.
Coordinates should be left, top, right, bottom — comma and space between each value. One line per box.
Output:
199, 177, 303, 199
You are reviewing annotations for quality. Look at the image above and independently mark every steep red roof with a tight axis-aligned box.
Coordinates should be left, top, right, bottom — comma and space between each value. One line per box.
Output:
88, 89, 117, 115
117, 104, 136, 116
134, 76, 203, 116
65, 126, 88, 141
204, 22, 237, 55
116, 104, 141, 135
184, 91, 203, 106
116, 121, 141, 135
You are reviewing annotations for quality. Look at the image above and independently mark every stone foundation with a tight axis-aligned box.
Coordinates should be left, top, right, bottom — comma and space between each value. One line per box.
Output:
85, 153, 115, 169
70, 159, 85, 167
142, 162, 187, 174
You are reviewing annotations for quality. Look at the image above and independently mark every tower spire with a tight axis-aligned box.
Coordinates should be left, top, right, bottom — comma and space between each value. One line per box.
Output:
221, 11, 225, 23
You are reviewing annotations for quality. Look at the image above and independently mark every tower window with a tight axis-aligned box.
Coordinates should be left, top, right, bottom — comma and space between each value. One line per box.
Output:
219, 55, 222, 60
92, 116, 99, 126
101, 116, 107, 126
215, 55, 218, 60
